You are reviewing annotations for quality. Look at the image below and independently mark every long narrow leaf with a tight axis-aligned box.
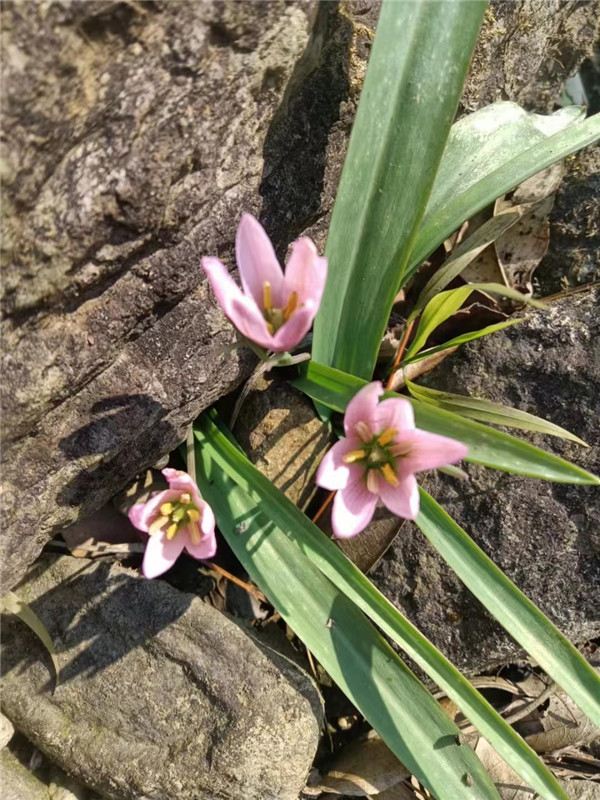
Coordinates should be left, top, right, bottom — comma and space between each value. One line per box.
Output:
406, 380, 588, 445
406, 108, 600, 279
416, 490, 600, 726
193, 419, 499, 800
404, 319, 524, 365
1, 591, 59, 683
194, 413, 571, 800
404, 285, 541, 363
412, 210, 523, 316
405, 286, 475, 361
312, 0, 486, 380
293, 361, 599, 484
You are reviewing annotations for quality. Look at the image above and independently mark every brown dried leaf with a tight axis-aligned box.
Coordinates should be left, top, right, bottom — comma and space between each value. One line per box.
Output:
494, 196, 553, 293
515, 691, 600, 754
316, 734, 410, 796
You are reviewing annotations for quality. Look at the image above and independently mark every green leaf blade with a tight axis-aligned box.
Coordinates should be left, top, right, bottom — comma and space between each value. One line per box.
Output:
194, 414, 570, 800
293, 361, 599, 484
312, 0, 486, 380
406, 380, 588, 445
407, 107, 600, 278
194, 418, 500, 800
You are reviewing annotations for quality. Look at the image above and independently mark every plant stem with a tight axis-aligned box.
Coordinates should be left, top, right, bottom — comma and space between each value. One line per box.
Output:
386, 319, 415, 390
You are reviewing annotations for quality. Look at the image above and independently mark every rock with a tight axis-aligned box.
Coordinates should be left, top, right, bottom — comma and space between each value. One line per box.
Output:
537, 145, 600, 296
371, 289, 600, 674
0, 0, 315, 590
1, 747, 50, 800
1, 711, 15, 749
1, 734, 102, 800
462, 1, 600, 112
235, 374, 332, 508
1, 555, 323, 800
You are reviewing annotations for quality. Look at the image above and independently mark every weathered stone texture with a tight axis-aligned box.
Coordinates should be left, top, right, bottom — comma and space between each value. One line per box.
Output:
1, 1, 315, 589
1, 555, 323, 800
372, 290, 600, 674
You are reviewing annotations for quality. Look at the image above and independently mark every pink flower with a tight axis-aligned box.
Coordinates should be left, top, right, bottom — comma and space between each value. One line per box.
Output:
202, 213, 327, 353
316, 382, 469, 538
129, 469, 217, 579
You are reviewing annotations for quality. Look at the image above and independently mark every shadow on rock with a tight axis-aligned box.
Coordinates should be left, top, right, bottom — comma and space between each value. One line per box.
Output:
57, 393, 176, 512
1, 557, 192, 693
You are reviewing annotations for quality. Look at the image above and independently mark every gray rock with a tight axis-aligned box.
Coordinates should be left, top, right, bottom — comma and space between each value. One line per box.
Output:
0, 0, 314, 591
235, 374, 332, 509
1, 555, 323, 800
1, 748, 50, 800
372, 289, 600, 674
1, 711, 15, 749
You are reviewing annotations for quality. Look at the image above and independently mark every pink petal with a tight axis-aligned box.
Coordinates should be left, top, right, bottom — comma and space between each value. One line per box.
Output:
270, 303, 316, 352
376, 397, 415, 433
183, 516, 217, 561
283, 237, 328, 306
378, 474, 420, 520
199, 500, 216, 537
331, 479, 378, 538
128, 490, 179, 532
236, 214, 285, 307
162, 469, 204, 507
202, 257, 275, 349
396, 430, 469, 475
344, 381, 384, 439
316, 437, 364, 491
142, 531, 185, 579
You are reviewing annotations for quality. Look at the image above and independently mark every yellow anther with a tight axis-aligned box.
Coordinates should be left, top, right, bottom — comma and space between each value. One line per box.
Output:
282, 291, 298, 320
189, 523, 201, 546
380, 463, 399, 487
377, 428, 398, 447
180, 493, 191, 505
355, 421, 373, 443
149, 515, 169, 536
343, 449, 367, 464
263, 281, 272, 312
265, 321, 274, 335
187, 508, 200, 522
366, 470, 380, 493
166, 523, 178, 540
160, 502, 174, 516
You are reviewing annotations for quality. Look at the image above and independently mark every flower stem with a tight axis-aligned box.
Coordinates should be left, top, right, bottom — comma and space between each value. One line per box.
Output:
386, 319, 415, 391
312, 490, 335, 523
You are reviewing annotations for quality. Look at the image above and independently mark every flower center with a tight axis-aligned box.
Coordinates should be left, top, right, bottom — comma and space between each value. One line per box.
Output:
343, 428, 406, 488
262, 282, 299, 334
148, 492, 202, 544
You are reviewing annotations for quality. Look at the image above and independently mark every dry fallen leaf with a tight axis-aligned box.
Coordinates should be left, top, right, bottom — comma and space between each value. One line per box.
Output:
315, 733, 409, 796
515, 690, 600, 754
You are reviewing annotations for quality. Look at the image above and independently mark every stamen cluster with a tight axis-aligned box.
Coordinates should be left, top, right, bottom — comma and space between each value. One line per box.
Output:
343, 427, 406, 490
148, 492, 202, 545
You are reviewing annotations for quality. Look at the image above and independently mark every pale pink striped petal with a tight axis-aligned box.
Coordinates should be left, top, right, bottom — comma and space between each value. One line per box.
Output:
129, 490, 178, 532
236, 214, 285, 307
183, 517, 217, 560
284, 237, 328, 306
376, 396, 415, 433
316, 437, 364, 491
378, 474, 420, 520
142, 531, 185, 578
270, 303, 316, 352
331, 479, 378, 538
202, 256, 274, 347
344, 381, 384, 438
396, 430, 469, 475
